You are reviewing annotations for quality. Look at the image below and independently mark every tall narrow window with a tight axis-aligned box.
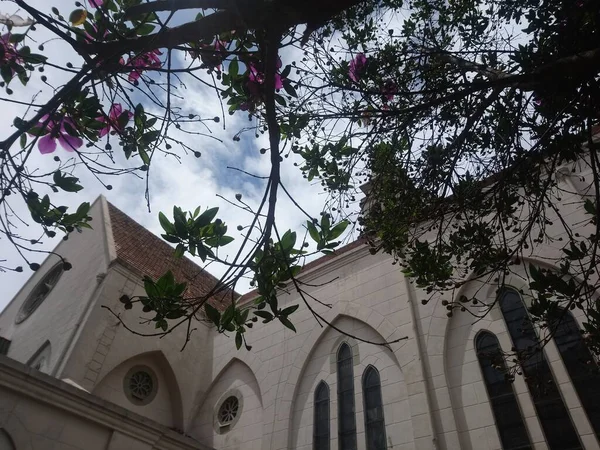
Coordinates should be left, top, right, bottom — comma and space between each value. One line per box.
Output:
552, 310, 600, 439
362, 366, 386, 450
476, 331, 532, 450
499, 288, 581, 450
337, 343, 357, 450
314, 381, 330, 450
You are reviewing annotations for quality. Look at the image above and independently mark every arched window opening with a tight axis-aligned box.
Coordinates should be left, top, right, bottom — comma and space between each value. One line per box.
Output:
552, 310, 600, 439
499, 288, 581, 449
362, 366, 386, 450
314, 381, 330, 450
476, 331, 532, 450
337, 343, 357, 450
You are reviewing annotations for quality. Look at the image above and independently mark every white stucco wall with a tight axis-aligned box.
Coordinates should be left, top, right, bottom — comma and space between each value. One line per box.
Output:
0, 355, 204, 450
0, 197, 111, 376
190, 359, 264, 450
59, 263, 215, 432
195, 246, 434, 450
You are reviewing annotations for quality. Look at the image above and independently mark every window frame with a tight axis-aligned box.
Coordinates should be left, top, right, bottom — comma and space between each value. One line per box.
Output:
314, 381, 330, 450
362, 365, 387, 450
337, 342, 357, 450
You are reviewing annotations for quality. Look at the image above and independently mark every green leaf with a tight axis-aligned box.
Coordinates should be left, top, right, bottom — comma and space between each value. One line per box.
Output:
221, 303, 235, 326
204, 303, 221, 326
329, 220, 349, 240
283, 81, 298, 98
174, 243, 185, 258
280, 230, 296, 250
139, 147, 150, 165
195, 207, 218, 228
1, 64, 13, 85
307, 220, 320, 243
279, 316, 296, 332
281, 304, 299, 316
161, 234, 180, 244
229, 59, 239, 78
159, 212, 175, 234
254, 310, 273, 322
136, 23, 155, 35
235, 331, 243, 350
321, 214, 330, 232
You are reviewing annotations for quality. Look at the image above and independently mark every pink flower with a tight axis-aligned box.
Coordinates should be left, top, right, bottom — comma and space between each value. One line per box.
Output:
126, 49, 162, 82
199, 39, 228, 70
84, 24, 108, 44
349, 53, 367, 82
31, 115, 83, 154
0, 34, 22, 68
240, 57, 285, 112
88, 0, 103, 8
98, 103, 132, 137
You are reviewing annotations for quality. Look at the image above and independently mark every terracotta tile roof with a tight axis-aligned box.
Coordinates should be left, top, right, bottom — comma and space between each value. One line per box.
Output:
238, 237, 369, 304
108, 203, 237, 310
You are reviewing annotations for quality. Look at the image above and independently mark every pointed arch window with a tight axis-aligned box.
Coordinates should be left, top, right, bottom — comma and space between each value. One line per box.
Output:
337, 343, 357, 450
499, 288, 581, 449
476, 331, 532, 450
314, 381, 330, 450
362, 366, 386, 450
552, 310, 600, 439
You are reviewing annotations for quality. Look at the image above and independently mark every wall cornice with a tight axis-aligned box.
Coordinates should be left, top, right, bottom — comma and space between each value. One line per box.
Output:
0, 355, 209, 450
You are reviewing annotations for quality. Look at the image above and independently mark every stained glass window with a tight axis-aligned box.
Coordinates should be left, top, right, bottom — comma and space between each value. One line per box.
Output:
476, 331, 532, 450
314, 381, 330, 450
499, 288, 581, 449
362, 366, 386, 450
337, 343, 357, 450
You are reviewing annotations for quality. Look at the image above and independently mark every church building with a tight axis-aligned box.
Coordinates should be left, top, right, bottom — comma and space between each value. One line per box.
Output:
0, 155, 599, 450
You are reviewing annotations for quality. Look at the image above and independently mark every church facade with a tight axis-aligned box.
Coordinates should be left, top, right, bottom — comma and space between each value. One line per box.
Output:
1, 156, 600, 450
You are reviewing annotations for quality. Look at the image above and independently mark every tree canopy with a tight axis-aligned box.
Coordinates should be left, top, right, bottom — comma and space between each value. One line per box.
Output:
1, 0, 600, 354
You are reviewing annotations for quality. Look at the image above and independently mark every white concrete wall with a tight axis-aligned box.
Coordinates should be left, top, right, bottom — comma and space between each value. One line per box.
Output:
195, 246, 434, 450
93, 352, 177, 428
0, 197, 111, 376
0, 355, 204, 450
289, 316, 410, 450
190, 359, 264, 450
59, 264, 215, 432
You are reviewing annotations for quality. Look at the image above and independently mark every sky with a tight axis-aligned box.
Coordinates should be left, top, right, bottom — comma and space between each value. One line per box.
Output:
0, 0, 365, 310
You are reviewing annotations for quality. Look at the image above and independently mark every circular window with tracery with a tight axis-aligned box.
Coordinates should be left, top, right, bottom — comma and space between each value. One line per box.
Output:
16, 263, 64, 324
124, 366, 158, 406
214, 390, 243, 433
218, 396, 239, 425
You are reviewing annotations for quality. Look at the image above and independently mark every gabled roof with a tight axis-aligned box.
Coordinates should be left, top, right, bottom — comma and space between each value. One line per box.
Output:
107, 203, 237, 310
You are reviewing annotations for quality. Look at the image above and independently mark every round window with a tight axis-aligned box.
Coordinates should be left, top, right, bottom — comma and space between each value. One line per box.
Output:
218, 396, 239, 426
16, 263, 64, 324
124, 366, 158, 405
214, 390, 243, 433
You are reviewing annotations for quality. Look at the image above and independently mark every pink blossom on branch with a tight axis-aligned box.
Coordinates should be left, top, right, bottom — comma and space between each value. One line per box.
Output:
0, 34, 22, 67
88, 0, 103, 8
349, 53, 367, 82
97, 103, 133, 137
31, 115, 83, 154
126, 49, 162, 83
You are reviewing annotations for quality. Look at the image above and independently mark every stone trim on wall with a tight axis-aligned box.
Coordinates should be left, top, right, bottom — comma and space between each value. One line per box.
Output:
329, 336, 360, 374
